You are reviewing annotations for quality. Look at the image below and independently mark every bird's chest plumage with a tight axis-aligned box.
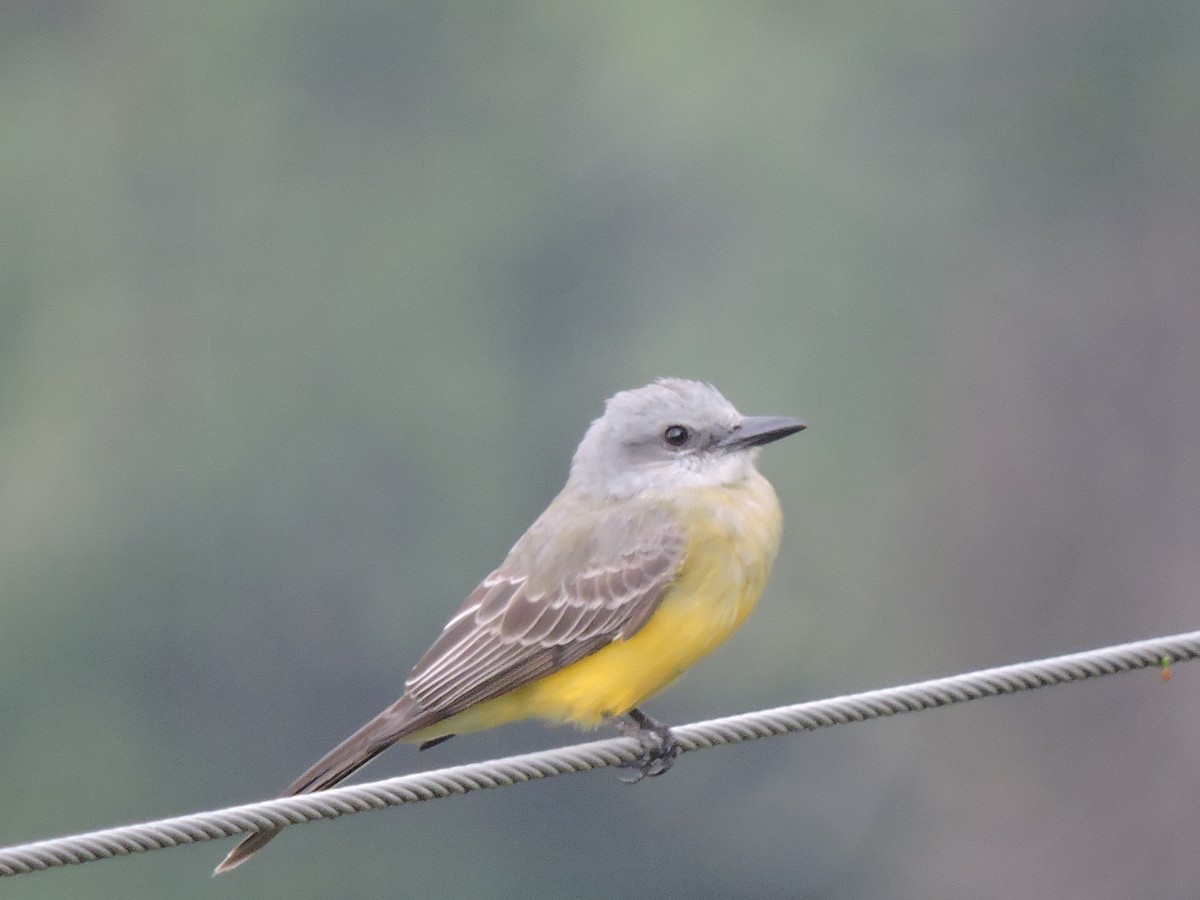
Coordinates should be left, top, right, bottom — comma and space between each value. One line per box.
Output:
516, 473, 784, 726
656, 475, 784, 653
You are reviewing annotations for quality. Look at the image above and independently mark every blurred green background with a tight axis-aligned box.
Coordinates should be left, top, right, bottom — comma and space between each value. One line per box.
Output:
3, 1, 1199, 897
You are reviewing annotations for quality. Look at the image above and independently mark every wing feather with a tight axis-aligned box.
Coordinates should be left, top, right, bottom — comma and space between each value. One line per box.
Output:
404, 503, 684, 720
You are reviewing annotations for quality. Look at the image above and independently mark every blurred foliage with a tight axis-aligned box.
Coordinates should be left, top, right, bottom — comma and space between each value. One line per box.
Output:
2, 1, 1199, 898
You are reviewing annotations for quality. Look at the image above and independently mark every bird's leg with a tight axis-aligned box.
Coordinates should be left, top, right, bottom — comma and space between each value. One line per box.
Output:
418, 733, 455, 751
616, 708, 680, 783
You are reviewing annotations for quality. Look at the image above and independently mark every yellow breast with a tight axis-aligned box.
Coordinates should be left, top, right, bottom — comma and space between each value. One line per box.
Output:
508, 471, 784, 728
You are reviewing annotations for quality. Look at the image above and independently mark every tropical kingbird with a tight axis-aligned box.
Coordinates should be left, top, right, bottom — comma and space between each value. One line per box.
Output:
215, 378, 805, 873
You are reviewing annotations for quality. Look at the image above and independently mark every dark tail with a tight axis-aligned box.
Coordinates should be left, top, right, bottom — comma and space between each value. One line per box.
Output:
213, 695, 437, 875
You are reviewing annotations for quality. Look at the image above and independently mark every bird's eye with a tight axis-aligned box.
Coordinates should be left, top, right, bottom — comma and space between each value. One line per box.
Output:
663, 424, 690, 447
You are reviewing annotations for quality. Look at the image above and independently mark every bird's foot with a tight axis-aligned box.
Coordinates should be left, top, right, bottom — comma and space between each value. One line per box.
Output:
616, 708, 680, 783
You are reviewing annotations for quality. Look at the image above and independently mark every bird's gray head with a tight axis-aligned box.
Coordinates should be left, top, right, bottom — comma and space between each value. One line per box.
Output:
567, 378, 806, 499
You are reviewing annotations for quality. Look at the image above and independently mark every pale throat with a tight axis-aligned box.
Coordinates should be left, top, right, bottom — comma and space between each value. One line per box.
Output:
596, 451, 762, 500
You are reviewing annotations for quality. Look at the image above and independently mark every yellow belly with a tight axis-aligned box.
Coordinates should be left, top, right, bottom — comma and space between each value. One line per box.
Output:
424, 473, 783, 736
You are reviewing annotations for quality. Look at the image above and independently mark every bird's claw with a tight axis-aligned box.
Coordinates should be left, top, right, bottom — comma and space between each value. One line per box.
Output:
617, 710, 680, 783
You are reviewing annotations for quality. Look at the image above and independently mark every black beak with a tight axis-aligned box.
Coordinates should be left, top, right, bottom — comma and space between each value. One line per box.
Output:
718, 415, 807, 451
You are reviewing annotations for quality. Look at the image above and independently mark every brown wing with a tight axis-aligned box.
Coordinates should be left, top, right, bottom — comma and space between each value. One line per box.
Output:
212, 502, 684, 875
404, 505, 684, 720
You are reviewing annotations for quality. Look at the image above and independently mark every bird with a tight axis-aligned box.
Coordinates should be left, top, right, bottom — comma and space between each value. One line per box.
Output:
214, 378, 805, 874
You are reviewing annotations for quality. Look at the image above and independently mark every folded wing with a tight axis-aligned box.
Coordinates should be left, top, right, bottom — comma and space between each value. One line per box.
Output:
405, 505, 684, 721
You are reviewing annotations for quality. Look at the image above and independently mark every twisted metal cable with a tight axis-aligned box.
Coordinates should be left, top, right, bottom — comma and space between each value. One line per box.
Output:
1, 628, 1196, 878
